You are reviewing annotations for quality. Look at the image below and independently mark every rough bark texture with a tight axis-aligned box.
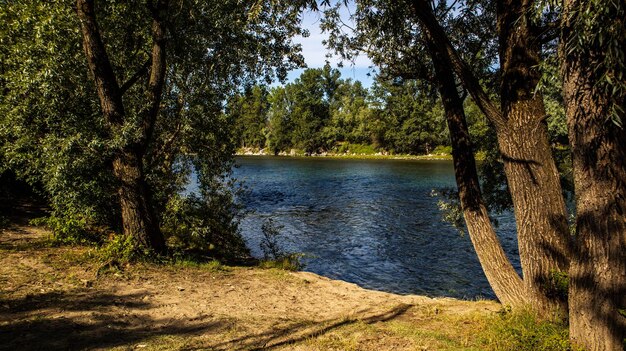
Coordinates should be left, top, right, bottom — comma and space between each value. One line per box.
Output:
113, 148, 165, 252
142, 1, 168, 152
424, 34, 527, 308
562, 1, 626, 349
76, 0, 166, 254
496, 0, 571, 315
411, 0, 571, 315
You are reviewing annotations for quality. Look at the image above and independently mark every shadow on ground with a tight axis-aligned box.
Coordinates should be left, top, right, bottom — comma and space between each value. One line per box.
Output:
199, 303, 413, 351
0, 286, 413, 351
0, 290, 228, 351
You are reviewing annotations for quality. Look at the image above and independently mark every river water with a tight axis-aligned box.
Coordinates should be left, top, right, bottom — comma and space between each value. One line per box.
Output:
231, 156, 520, 300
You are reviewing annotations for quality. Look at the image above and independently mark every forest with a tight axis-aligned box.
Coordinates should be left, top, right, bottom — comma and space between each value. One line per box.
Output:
228, 65, 568, 157
229, 67, 452, 156
0, 0, 625, 350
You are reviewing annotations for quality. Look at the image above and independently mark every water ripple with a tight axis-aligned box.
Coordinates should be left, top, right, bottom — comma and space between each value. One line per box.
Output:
231, 156, 520, 299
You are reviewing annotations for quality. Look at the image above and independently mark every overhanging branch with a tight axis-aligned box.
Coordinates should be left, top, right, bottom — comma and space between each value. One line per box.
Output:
120, 59, 151, 94
410, 0, 506, 130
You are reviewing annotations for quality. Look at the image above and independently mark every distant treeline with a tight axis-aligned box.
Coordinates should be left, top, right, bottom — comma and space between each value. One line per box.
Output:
228, 65, 489, 155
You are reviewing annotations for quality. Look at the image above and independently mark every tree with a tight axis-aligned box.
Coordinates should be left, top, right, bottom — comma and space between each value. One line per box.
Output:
370, 78, 448, 154
561, 0, 626, 349
76, 0, 168, 253
323, 0, 571, 314
230, 86, 270, 150
328, 80, 372, 145
409, 0, 572, 314
267, 86, 295, 154
424, 30, 528, 306
1, 0, 307, 254
265, 66, 343, 154
323, 0, 527, 306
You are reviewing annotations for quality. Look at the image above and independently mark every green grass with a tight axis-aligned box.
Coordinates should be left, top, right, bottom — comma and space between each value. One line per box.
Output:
258, 253, 304, 271
477, 309, 578, 351
173, 257, 227, 271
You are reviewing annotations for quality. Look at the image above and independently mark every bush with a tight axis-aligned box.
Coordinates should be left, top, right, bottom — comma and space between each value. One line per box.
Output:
160, 182, 249, 263
259, 218, 303, 270
97, 233, 143, 265
31, 213, 105, 245
335, 143, 377, 155
432, 145, 452, 155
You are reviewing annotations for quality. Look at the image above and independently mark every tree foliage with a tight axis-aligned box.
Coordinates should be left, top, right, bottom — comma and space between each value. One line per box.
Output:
231, 69, 450, 155
0, 0, 307, 256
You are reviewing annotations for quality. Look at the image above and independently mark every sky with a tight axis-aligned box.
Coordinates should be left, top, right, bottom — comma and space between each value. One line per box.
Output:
280, 8, 377, 88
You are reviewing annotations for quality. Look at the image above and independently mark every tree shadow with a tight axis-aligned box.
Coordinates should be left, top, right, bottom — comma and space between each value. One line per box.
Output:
0, 290, 229, 351
200, 303, 413, 351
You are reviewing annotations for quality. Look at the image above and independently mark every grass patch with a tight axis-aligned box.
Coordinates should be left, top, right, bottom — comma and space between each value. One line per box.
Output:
389, 321, 481, 350
291, 305, 578, 351
477, 309, 578, 351
173, 257, 227, 272
258, 253, 304, 271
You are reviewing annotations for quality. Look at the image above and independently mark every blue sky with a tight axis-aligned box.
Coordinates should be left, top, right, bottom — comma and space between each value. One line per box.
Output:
281, 8, 377, 88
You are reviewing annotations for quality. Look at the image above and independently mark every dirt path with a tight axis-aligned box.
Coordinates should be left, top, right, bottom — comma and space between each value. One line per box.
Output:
0, 224, 500, 351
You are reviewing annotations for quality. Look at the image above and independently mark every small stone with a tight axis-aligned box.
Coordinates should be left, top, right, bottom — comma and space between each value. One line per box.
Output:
176, 286, 185, 291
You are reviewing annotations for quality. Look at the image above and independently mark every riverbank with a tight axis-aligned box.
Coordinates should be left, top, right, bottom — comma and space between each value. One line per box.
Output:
0, 223, 511, 351
236, 148, 454, 161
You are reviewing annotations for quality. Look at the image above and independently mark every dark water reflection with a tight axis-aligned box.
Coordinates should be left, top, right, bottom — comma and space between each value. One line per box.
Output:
232, 156, 520, 300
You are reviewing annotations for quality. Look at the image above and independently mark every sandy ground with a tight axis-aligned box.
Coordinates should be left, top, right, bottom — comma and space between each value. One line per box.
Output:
0, 223, 500, 351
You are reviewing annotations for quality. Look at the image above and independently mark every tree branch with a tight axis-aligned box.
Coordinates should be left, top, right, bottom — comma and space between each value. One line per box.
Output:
76, 0, 124, 126
120, 59, 151, 94
142, 0, 169, 153
410, 0, 506, 130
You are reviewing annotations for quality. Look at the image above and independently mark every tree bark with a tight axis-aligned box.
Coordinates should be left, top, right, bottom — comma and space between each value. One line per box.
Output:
562, 1, 626, 349
425, 33, 527, 307
113, 147, 165, 252
142, 0, 168, 152
76, 0, 166, 254
496, 0, 571, 315
410, 0, 571, 315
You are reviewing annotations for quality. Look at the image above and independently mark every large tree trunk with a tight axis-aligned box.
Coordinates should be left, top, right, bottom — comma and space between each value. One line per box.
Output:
424, 34, 527, 307
410, 0, 571, 315
76, 0, 166, 253
496, 0, 571, 315
113, 147, 165, 252
562, 1, 626, 349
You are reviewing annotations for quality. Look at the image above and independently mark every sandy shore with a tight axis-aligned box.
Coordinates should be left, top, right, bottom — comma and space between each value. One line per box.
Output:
0, 223, 500, 350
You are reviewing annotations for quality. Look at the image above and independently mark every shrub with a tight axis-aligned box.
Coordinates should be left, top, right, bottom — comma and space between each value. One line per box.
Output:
160, 179, 250, 263
432, 145, 453, 155
31, 213, 105, 245
259, 218, 303, 270
97, 233, 143, 265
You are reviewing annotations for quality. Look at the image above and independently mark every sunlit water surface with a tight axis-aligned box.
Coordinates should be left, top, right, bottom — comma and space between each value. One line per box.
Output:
228, 156, 519, 299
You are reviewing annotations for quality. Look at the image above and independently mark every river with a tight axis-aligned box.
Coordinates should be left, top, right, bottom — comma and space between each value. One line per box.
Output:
232, 156, 520, 300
